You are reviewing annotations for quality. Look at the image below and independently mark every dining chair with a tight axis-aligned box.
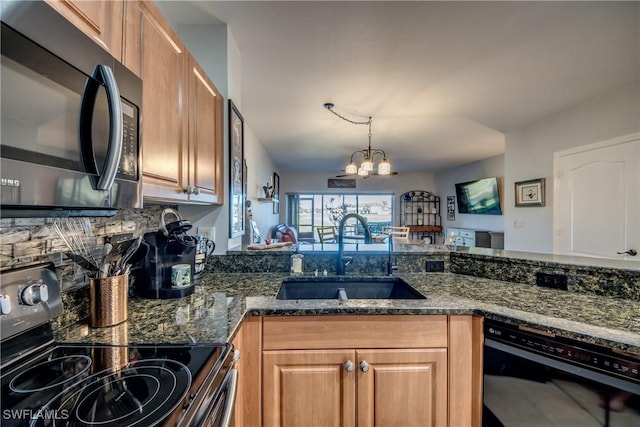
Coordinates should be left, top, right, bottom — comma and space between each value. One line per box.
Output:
381, 226, 411, 241
316, 226, 338, 243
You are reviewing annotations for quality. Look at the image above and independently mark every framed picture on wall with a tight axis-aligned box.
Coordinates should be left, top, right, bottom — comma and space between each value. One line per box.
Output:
229, 100, 245, 237
515, 178, 545, 207
272, 172, 280, 214
447, 196, 455, 221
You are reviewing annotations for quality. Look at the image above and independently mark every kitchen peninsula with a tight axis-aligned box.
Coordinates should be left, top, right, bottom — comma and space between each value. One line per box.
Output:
52, 246, 639, 426
54, 245, 640, 350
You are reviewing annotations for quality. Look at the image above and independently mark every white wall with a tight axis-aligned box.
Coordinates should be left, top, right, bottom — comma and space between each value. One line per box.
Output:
244, 126, 279, 241
280, 171, 437, 227
504, 81, 640, 253
170, 23, 279, 251
435, 155, 505, 240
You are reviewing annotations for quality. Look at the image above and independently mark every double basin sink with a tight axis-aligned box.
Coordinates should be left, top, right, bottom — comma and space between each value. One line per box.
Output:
276, 276, 425, 300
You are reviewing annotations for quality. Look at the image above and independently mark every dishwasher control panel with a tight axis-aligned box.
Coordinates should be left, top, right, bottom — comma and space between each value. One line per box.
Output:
485, 320, 639, 384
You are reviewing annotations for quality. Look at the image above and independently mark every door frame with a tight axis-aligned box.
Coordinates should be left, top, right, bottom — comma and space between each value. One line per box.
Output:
552, 132, 640, 255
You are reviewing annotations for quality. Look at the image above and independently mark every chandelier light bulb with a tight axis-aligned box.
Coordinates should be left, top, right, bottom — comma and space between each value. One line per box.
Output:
378, 159, 391, 175
361, 158, 374, 172
345, 162, 358, 175
357, 167, 369, 177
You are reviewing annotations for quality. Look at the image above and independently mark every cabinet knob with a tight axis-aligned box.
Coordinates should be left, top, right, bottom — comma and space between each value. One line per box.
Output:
183, 186, 192, 194
359, 360, 369, 372
344, 360, 354, 372
192, 187, 200, 195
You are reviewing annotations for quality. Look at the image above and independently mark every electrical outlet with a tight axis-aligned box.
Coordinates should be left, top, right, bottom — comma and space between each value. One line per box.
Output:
426, 260, 445, 272
536, 271, 568, 290
199, 227, 215, 241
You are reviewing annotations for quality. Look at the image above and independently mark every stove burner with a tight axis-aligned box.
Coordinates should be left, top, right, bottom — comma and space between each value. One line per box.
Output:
9, 355, 92, 393
75, 374, 161, 424
32, 359, 191, 427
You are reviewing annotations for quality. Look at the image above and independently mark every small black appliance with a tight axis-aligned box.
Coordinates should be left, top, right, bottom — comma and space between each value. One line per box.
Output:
134, 208, 197, 299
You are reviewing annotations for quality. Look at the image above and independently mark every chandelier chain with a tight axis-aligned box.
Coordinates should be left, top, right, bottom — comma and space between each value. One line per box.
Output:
325, 105, 372, 126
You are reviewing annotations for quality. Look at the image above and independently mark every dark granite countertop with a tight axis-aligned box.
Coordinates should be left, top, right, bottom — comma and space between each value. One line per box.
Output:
54, 272, 640, 355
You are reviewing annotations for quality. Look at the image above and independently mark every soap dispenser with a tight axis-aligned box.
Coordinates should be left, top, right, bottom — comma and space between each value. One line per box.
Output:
290, 253, 304, 275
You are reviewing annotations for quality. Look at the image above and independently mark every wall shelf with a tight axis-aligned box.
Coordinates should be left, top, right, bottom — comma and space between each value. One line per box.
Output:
400, 191, 442, 242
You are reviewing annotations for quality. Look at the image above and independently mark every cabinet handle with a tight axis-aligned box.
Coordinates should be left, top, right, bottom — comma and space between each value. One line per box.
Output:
344, 360, 354, 372
192, 187, 200, 195
617, 249, 637, 256
359, 360, 369, 372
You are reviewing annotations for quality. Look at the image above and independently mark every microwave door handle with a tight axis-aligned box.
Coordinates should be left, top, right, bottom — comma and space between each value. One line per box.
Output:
79, 65, 123, 191
95, 65, 123, 190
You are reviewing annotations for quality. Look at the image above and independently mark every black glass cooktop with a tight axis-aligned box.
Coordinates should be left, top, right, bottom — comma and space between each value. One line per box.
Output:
1, 343, 229, 427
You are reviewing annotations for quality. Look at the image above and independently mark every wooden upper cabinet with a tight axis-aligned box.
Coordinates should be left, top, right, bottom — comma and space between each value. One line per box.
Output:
45, 0, 124, 59
187, 54, 224, 204
123, 1, 223, 204
123, 0, 188, 202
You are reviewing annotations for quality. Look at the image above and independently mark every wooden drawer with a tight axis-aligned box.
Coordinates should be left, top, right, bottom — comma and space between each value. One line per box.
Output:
263, 315, 448, 350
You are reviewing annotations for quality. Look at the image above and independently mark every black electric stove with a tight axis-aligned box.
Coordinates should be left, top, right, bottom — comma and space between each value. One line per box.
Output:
0, 263, 236, 427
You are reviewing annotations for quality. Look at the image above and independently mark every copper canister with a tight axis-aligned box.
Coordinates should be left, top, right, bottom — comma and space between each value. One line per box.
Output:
89, 274, 129, 327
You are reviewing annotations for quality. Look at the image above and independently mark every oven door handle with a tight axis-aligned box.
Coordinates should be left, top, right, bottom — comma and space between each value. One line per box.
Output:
219, 369, 238, 427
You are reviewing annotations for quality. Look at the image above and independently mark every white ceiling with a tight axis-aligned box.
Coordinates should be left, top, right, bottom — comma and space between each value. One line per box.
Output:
157, 1, 639, 175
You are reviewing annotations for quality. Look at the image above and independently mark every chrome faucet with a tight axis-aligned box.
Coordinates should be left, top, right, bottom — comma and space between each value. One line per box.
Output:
336, 213, 372, 275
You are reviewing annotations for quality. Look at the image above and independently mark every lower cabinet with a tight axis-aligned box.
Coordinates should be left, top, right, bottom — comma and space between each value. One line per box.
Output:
263, 348, 447, 427
232, 314, 483, 427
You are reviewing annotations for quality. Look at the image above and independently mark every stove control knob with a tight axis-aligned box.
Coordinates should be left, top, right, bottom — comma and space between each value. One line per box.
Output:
20, 282, 46, 306
1, 294, 11, 314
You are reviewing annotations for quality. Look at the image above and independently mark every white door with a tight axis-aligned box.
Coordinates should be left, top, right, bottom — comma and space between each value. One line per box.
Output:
554, 133, 639, 259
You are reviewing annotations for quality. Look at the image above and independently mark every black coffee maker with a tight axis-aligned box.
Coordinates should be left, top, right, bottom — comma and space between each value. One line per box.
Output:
134, 208, 197, 299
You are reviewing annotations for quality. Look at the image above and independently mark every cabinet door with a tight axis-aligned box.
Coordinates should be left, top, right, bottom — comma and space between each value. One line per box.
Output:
357, 349, 448, 427
187, 55, 224, 204
45, 0, 124, 59
124, 0, 188, 202
263, 350, 356, 427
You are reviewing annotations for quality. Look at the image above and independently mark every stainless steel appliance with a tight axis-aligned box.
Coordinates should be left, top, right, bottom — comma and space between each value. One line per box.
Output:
1, 1, 142, 217
483, 319, 640, 427
0, 263, 237, 427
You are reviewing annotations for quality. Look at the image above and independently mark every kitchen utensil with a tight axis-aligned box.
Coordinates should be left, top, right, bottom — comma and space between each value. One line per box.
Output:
115, 237, 142, 275
63, 252, 101, 273
54, 218, 101, 275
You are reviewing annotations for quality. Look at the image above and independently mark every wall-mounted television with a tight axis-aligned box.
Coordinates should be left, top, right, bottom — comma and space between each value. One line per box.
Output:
455, 177, 502, 215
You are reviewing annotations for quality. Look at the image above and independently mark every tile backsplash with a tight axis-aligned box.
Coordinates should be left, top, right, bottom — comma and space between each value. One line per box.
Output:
0, 205, 168, 290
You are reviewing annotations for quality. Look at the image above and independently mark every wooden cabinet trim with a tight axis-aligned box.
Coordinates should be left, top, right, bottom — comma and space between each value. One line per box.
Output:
232, 316, 262, 427
448, 315, 484, 427
263, 315, 448, 350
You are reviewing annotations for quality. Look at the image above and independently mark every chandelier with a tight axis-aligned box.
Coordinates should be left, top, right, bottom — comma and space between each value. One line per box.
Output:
323, 103, 395, 177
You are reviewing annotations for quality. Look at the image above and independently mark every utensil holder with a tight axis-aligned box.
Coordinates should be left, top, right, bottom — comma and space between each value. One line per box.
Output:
89, 274, 129, 327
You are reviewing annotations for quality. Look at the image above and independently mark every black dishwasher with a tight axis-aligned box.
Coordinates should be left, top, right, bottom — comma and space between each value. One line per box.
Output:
483, 319, 640, 427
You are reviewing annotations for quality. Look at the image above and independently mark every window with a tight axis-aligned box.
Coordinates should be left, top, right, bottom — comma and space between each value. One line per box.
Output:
287, 193, 393, 243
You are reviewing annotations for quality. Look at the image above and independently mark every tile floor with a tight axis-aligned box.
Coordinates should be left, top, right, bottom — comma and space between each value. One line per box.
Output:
484, 374, 640, 427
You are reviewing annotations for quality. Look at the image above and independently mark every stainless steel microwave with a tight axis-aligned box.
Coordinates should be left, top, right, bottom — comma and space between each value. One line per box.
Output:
1, 1, 142, 217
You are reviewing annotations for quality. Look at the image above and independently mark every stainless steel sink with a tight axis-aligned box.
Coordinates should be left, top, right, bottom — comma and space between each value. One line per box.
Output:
275, 276, 426, 300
